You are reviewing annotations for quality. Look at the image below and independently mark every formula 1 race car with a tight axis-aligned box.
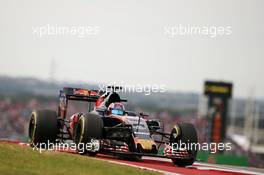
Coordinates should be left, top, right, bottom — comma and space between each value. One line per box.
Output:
28, 86, 198, 166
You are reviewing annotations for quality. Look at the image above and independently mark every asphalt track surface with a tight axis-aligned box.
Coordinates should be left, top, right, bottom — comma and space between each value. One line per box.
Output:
2, 140, 264, 175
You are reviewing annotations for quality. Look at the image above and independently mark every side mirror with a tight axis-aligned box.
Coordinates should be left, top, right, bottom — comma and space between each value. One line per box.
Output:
139, 112, 149, 117
146, 120, 161, 131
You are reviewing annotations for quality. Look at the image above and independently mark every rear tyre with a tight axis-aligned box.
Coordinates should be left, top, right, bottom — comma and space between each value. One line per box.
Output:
73, 113, 103, 156
170, 123, 198, 166
28, 110, 58, 146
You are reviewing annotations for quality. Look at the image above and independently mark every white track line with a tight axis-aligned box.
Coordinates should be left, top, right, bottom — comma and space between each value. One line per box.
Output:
193, 162, 264, 175
143, 156, 263, 175
102, 159, 181, 175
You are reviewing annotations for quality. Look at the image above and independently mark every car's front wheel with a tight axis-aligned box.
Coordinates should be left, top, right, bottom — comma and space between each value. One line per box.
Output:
73, 113, 103, 156
170, 123, 198, 166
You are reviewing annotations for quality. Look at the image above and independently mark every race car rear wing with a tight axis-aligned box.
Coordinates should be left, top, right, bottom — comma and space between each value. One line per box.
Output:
61, 87, 103, 102
58, 86, 127, 119
58, 87, 103, 119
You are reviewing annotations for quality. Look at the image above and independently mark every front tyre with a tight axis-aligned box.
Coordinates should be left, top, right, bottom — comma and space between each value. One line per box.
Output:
73, 113, 103, 156
170, 123, 198, 166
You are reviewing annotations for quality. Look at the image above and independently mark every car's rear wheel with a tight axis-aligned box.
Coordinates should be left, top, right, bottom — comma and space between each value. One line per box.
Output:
170, 123, 198, 166
28, 110, 58, 146
73, 113, 103, 156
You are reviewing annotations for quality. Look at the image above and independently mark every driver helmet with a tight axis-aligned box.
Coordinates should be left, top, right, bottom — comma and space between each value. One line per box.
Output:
108, 102, 125, 116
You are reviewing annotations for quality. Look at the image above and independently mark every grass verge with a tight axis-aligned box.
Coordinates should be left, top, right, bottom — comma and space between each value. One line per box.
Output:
0, 142, 160, 175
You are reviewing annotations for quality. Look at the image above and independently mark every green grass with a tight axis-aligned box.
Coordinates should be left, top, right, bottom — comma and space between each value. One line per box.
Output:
0, 143, 160, 175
